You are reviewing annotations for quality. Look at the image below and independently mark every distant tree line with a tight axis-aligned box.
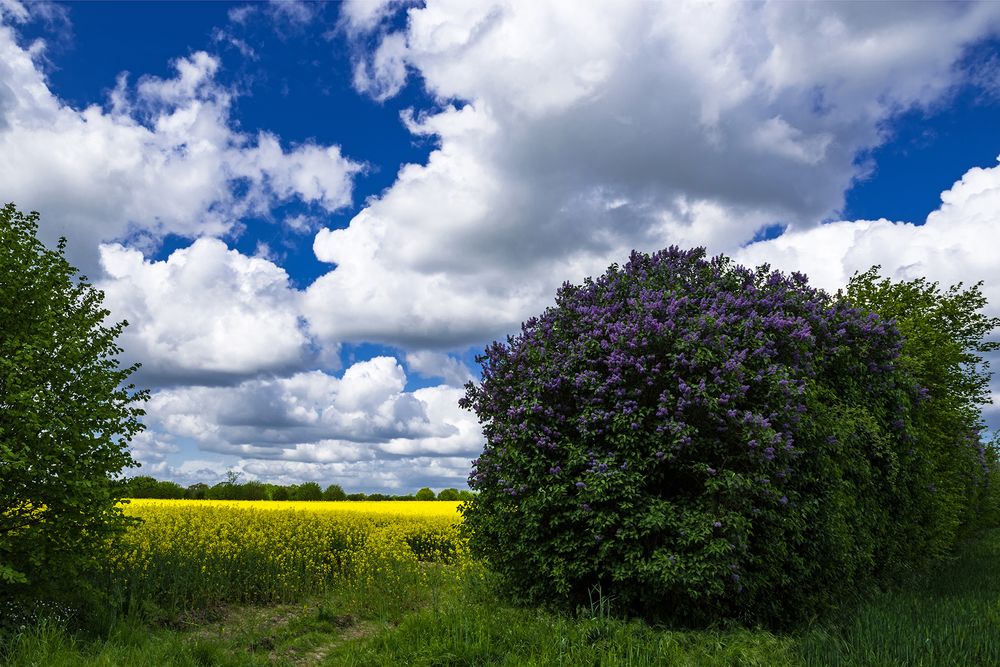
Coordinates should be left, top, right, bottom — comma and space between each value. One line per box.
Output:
119, 475, 473, 502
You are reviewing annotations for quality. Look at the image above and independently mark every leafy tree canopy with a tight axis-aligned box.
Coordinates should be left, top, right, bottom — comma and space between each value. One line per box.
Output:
845, 267, 1000, 549
323, 484, 347, 501
0, 203, 147, 607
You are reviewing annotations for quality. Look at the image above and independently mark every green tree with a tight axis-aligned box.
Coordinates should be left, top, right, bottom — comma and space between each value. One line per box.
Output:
0, 203, 147, 603
293, 482, 323, 501
322, 484, 347, 501
185, 483, 209, 500
415, 487, 436, 501
437, 488, 460, 501
845, 268, 1000, 553
239, 480, 266, 501
206, 482, 230, 500
121, 475, 160, 498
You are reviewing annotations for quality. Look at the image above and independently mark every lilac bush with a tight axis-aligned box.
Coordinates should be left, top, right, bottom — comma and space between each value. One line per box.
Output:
460, 247, 929, 627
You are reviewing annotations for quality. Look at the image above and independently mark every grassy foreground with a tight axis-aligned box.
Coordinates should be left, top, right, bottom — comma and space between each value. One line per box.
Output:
4, 527, 1000, 666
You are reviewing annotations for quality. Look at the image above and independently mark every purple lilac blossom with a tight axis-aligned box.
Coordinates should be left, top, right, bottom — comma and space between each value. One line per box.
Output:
460, 245, 920, 626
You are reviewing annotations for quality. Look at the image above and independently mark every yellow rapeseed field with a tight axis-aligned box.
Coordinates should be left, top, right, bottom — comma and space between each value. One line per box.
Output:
109, 500, 470, 609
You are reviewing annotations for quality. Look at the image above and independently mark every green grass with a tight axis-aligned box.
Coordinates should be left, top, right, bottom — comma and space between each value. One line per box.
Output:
322, 605, 797, 666
794, 526, 1000, 666
4, 528, 1000, 666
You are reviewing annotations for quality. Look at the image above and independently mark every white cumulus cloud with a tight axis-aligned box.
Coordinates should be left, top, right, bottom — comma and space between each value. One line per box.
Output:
143, 358, 482, 463
306, 0, 1000, 350
734, 157, 1000, 429
0, 22, 362, 275
405, 351, 475, 387
98, 238, 317, 385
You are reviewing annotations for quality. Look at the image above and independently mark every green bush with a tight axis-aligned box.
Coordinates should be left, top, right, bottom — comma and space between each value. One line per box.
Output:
460, 247, 997, 628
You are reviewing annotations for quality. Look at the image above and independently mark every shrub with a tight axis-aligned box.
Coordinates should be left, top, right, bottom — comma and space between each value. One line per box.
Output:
0, 203, 147, 620
460, 246, 969, 627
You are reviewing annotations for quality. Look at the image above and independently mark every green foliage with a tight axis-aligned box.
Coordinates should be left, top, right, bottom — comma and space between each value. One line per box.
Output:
795, 526, 1000, 665
291, 482, 323, 501
415, 487, 436, 501
120, 476, 185, 499
437, 488, 460, 501
240, 481, 267, 501
203, 478, 270, 501
844, 268, 1000, 547
0, 203, 147, 618
119, 475, 440, 502
460, 247, 998, 628
206, 483, 233, 500
979, 433, 1000, 527
322, 484, 347, 501
5, 529, 1000, 666
184, 483, 208, 500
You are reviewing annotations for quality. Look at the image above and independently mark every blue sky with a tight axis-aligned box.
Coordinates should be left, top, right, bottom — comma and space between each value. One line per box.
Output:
2, 1, 999, 492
